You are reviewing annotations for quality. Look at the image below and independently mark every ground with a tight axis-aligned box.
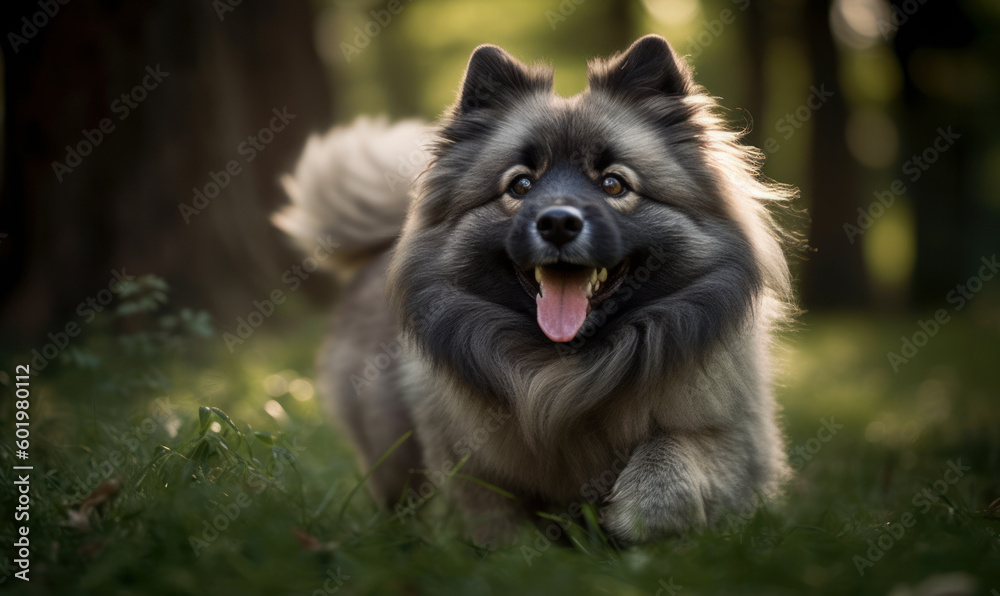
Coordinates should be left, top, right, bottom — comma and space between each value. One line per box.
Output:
1, 279, 998, 595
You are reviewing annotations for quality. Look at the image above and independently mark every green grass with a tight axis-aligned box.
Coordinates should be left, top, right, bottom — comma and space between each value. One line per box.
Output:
1, 280, 998, 595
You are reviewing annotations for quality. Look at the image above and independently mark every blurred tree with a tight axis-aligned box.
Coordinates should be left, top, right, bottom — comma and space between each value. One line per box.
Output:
801, 0, 871, 307
800, 0, 872, 308
890, 0, 985, 306
0, 0, 333, 339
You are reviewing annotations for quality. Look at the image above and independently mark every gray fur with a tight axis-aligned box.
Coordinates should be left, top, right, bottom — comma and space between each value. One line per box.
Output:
277, 35, 797, 546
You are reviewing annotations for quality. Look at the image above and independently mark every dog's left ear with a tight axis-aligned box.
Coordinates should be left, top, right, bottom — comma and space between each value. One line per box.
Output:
588, 35, 694, 97
454, 44, 553, 116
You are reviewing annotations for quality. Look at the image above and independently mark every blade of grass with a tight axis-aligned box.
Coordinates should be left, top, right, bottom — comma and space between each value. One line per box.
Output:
581, 502, 612, 548
537, 511, 576, 527
209, 406, 252, 456
336, 430, 413, 523
372, 453, 472, 531
311, 481, 341, 519
454, 473, 516, 500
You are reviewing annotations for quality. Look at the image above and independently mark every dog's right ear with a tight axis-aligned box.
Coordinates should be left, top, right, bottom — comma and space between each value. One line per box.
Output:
454, 45, 552, 116
588, 34, 694, 98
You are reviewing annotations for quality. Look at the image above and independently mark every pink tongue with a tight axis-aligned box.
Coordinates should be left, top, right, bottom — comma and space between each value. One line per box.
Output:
536, 268, 591, 343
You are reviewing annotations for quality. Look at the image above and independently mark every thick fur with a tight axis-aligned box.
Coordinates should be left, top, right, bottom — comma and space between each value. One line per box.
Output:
274, 116, 430, 280
277, 36, 796, 545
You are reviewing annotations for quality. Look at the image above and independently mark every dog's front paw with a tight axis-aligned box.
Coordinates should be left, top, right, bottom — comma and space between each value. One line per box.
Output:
600, 445, 709, 545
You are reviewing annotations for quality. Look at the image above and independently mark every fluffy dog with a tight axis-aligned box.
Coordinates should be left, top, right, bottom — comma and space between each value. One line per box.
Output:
276, 35, 795, 545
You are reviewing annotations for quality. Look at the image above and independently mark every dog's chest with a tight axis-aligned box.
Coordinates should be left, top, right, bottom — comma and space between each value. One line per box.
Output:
461, 413, 639, 504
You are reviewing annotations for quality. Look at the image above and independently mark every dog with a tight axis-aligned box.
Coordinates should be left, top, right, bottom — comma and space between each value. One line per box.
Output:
275, 34, 796, 546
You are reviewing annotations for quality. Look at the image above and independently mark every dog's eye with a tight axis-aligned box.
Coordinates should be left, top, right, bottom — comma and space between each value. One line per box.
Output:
509, 175, 533, 197
601, 175, 626, 196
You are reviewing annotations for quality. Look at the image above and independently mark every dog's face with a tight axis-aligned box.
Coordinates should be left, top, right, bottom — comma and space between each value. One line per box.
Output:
388, 36, 788, 412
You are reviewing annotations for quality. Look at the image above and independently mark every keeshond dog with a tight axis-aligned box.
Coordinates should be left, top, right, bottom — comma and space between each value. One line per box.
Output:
275, 35, 795, 545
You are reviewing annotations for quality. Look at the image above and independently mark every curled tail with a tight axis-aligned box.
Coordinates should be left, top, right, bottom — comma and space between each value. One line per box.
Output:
273, 116, 432, 280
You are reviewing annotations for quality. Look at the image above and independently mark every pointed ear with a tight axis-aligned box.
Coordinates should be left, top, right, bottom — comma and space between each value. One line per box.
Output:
588, 35, 694, 98
455, 44, 552, 115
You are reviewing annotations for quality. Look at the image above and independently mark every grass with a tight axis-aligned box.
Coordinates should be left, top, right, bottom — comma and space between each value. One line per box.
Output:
1, 278, 998, 595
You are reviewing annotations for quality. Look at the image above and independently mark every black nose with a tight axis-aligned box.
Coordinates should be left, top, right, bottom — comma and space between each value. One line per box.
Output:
536, 206, 584, 247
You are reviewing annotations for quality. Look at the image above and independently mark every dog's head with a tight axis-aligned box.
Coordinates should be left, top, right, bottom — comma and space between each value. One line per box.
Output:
388, 36, 792, 428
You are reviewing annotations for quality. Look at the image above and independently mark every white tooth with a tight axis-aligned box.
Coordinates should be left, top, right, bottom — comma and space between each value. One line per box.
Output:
598, 268, 608, 282
535, 267, 542, 283
590, 269, 598, 285
586, 282, 593, 298
594, 281, 601, 292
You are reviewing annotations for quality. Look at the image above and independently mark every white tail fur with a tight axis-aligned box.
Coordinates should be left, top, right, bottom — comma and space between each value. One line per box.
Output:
273, 116, 432, 279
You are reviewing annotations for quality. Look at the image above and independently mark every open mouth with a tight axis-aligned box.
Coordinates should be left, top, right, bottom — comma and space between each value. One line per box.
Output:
514, 261, 629, 343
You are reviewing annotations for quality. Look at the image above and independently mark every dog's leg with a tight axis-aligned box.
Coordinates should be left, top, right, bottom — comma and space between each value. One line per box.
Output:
319, 255, 425, 507
601, 425, 783, 544
448, 475, 523, 548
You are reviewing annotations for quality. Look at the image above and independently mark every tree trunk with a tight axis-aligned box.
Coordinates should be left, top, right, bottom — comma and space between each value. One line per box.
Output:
0, 0, 334, 340
799, 0, 872, 308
